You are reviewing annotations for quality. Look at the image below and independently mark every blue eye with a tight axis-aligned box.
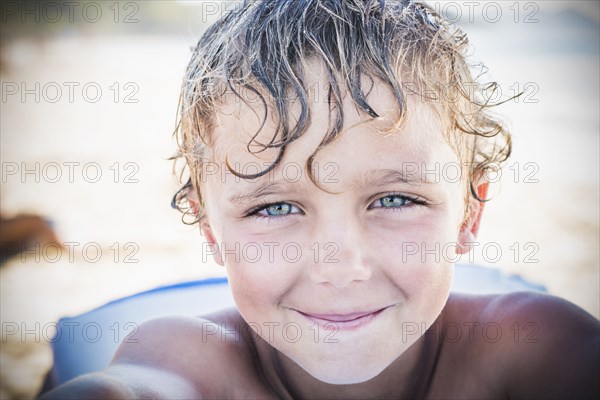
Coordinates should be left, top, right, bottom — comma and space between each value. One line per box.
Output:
245, 202, 301, 219
264, 203, 292, 216
369, 193, 427, 210
244, 194, 427, 220
376, 195, 408, 208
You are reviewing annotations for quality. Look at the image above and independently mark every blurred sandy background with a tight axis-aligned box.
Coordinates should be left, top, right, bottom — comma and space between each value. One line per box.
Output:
0, 1, 598, 398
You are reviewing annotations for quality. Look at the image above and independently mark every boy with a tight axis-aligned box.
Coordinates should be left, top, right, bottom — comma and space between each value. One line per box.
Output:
43, 0, 599, 398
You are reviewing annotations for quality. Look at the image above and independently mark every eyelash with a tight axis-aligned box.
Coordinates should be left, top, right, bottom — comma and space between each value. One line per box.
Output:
368, 193, 429, 211
242, 193, 429, 220
243, 201, 302, 220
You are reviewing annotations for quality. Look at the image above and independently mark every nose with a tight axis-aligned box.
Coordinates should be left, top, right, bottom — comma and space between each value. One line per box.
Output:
308, 215, 373, 288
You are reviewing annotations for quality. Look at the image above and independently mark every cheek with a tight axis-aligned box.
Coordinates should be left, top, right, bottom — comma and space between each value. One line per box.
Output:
221, 227, 300, 322
370, 207, 461, 267
368, 210, 458, 315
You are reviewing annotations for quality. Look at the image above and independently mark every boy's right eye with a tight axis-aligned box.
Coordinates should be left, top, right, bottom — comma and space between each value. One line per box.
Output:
244, 202, 302, 219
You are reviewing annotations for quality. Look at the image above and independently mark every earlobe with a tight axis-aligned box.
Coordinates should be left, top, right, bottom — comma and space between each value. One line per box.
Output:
456, 229, 476, 255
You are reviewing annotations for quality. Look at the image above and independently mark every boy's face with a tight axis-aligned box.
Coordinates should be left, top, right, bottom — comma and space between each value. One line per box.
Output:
200, 68, 470, 384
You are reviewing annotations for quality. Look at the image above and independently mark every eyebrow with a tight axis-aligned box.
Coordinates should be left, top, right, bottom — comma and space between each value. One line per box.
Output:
228, 180, 293, 204
357, 168, 426, 189
228, 168, 429, 204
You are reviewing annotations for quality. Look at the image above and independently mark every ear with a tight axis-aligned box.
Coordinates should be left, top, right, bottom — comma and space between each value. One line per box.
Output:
456, 182, 488, 255
188, 185, 225, 267
187, 184, 201, 215
200, 220, 224, 267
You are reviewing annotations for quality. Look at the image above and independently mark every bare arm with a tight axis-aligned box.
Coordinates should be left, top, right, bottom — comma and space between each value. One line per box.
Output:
40, 370, 136, 400
40, 364, 203, 399
41, 317, 207, 399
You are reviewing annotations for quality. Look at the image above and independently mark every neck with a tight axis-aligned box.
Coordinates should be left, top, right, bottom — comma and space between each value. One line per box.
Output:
253, 326, 441, 399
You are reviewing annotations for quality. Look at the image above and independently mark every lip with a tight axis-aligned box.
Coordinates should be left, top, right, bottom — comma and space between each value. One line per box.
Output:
294, 306, 390, 331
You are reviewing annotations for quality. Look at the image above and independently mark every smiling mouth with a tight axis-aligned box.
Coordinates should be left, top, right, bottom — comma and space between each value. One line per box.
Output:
294, 307, 390, 331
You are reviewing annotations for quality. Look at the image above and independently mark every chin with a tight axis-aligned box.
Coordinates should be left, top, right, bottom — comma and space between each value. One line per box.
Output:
302, 358, 387, 385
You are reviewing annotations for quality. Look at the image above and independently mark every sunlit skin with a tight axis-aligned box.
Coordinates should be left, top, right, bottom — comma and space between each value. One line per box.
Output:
41, 68, 600, 400
198, 69, 469, 392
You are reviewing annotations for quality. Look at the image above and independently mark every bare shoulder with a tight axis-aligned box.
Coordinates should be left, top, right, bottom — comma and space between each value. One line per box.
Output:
112, 309, 265, 398
43, 309, 269, 399
446, 290, 599, 331
113, 311, 250, 367
445, 292, 599, 399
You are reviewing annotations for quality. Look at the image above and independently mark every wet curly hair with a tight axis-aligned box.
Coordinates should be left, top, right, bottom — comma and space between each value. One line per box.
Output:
171, 0, 512, 225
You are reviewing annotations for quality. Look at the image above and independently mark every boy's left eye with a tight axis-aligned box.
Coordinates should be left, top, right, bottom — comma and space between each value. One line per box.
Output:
262, 203, 296, 216
368, 194, 423, 210
371, 194, 409, 208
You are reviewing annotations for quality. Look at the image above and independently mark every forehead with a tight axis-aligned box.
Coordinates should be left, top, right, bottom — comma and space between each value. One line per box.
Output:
207, 64, 456, 189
